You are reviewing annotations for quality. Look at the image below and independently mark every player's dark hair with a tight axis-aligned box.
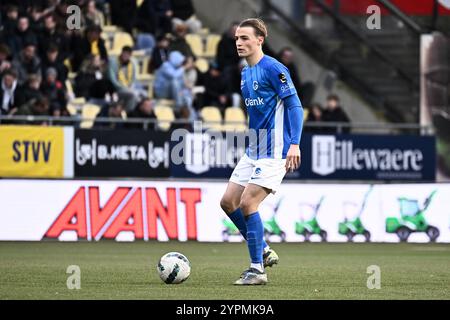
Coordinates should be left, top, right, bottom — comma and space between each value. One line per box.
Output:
239, 18, 268, 39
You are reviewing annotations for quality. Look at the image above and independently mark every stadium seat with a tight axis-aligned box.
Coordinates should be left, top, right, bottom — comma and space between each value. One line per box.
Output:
111, 32, 134, 55
154, 104, 175, 131
65, 80, 75, 101
224, 107, 247, 132
195, 58, 209, 73
204, 34, 221, 58
185, 34, 204, 57
133, 50, 152, 81
66, 97, 86, 116
80, 103, 101, 129
200, 106, 223, 131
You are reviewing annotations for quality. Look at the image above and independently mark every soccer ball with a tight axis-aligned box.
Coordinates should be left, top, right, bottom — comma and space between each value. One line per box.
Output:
157, 252, 191, 284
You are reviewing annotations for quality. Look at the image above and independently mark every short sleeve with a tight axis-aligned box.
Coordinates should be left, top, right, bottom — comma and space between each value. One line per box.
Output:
267, 62, 297, 100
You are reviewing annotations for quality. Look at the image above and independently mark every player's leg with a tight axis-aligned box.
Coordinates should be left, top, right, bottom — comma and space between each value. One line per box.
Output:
220, 155, 271, 252
234, 183, 272, 285
220, 182, 271, 247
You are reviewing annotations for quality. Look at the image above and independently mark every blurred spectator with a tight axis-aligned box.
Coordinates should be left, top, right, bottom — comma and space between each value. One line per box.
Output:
15, 95, 51, 125
0, 44, 12, 73
127, 97, 157, 130
15, 73, 42, 108
169, 23, 195, 59
75, 54, 115, 108
170, 0, 202, 33
0, 68, 19, 115
305, 103, 325, 133
72, 24, 108, 72
152, 0, 173, 34
94, 100, 126, 129
41, 44, 68, 84
170, 105, 193, 131
153, 50, 195, 119
148, 33, 170, 73
136, 0, 157, 34
108, 46, 141, 112
38, 14, 70, 60
83, 0, 104, 27
221, 58, 246, 108
216, 22, 240, 72
322, 94, 351, 133
28, 5, 44, 33
2, 5, 19, 37
197, 62, 229, 111
278, 47, 315, 108
7, 15, 38, 57
12, 43, 41, 85
40, 67, 67, 116
109, 0, 137, 34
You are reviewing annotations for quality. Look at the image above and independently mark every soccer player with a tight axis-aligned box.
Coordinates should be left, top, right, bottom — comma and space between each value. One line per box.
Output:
220, 18, 304, 285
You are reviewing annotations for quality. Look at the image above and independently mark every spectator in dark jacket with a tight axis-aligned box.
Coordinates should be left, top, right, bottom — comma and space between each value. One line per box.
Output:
109, 0, 137, 34
0, 44, 12, 74
7, 15, 38, 57
15, 95, 50, 125
216, 22, 240, 72
41, 43, 68, 84
170, 0, 201, 33
127, 97, 157, 130
152, 0, 173, 34
278, 47, 315, 107
72, 24, 108, 72
169, 23, 194, 59
75, 54, 115, 108
305, 103, 326, 133
1, 5, 19, 38
38, 14, 70, 61
12, 43, 41, 85
322, 94, 351, 134
15, 73, 42, 108
148, 33, 170, 73
94, 100, 127, 129
0, 68, 19, 115
136, 0, 157, 34
40, 67, 67, 116
197, 62, 229, 111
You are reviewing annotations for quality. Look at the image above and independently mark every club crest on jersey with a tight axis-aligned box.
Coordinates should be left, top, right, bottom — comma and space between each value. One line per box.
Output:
279, 73, 287, 83
253, 81, 259, 91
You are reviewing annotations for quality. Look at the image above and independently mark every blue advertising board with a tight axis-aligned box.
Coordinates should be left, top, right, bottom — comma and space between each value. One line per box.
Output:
170, 132, 436, 181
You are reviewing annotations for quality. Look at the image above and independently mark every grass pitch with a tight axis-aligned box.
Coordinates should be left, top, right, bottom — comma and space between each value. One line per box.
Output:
0, 242, 449, 300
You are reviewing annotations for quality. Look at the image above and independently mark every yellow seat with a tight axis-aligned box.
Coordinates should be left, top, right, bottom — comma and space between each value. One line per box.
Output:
133, 49, 152, 80
303, 108, 309, 122
200, 106, 222, 131
185, 34, 203, 57
80, 103, 101, 129
66, 97, 86, 116
154, 104, 175, 131
224, 107, 247, 132
111, 32, 134, 55
195, 58, 209, 73
204, 34, 221, 58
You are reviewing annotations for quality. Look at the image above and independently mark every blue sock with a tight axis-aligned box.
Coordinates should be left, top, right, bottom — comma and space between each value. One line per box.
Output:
245, 212, 264, 264
229, 208, 268, 249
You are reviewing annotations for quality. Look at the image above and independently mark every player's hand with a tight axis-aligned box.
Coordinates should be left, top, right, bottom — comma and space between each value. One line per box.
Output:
285, 144, 301, 172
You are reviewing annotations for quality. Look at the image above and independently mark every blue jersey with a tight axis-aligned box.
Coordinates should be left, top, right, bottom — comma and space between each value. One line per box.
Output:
241, 55, 299, 160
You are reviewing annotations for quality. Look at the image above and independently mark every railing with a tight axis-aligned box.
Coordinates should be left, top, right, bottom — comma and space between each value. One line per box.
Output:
310, 0, 417, 88
374, 0, 424, 34
0, 115, 434, 135
261, 0, 410, 122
